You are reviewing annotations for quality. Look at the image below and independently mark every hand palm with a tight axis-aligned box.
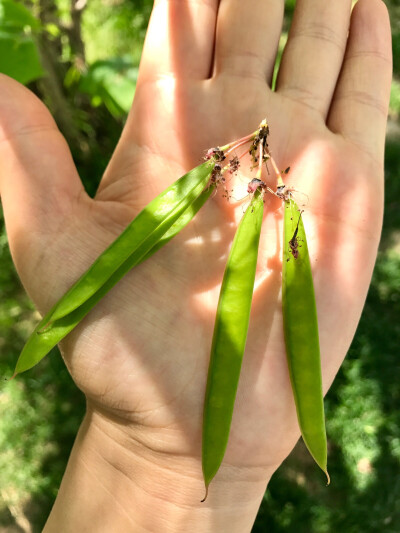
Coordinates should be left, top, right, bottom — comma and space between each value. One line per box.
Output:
1, 0, 391, 480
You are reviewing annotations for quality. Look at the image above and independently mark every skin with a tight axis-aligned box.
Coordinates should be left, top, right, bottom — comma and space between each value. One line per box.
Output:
0, 0, 392, 531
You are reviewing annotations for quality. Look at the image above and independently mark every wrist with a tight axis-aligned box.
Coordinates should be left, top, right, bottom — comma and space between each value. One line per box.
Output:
44, 408, 276, 532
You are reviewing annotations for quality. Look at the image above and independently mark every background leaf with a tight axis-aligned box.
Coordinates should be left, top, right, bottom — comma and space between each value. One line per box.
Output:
79, 57, 138, 117
0, 0, 43, 84
0, 0, 40, 31
0, 34, 43, 84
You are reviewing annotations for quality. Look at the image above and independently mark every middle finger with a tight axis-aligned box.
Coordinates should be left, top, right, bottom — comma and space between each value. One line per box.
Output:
214, 0, 284, 84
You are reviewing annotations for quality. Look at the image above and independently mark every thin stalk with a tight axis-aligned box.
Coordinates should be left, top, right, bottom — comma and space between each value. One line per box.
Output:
268, 153, 285, 188
219, 130, 258, 153
256, 141, 263, 179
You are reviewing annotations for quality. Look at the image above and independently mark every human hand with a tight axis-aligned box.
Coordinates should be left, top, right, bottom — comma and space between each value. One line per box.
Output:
0, 0, 392, 531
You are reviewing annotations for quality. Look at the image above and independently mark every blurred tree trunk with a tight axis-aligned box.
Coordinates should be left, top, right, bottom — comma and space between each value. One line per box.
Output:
68, 0, 87, 66
34, 0, 87, 150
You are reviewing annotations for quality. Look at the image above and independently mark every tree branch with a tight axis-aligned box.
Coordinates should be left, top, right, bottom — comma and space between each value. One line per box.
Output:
35, 0, 84, 149
68, 0, 87, 67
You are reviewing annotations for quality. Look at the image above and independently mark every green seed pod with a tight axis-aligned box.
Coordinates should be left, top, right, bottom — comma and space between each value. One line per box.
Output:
202, 190, 264, 499
282, 199, 329, 483
46, 161, 215, 325
13, 164, 215, 375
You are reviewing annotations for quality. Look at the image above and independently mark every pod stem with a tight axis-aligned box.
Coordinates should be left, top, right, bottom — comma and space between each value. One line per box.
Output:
268, 153, 285, 187
237, 148, 250, 160
256, 141, 263, 179
325, 470, 331, 486
224, 136, 253, 156
220, 130, 258, 153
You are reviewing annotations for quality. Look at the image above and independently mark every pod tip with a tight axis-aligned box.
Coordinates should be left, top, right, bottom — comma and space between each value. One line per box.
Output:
200, 485, 209, 503
325, 470, 331, 486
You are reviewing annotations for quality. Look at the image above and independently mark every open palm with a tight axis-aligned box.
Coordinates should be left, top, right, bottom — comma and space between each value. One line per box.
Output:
0, 0, 391, 510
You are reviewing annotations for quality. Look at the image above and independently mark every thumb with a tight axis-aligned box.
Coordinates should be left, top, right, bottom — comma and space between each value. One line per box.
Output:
0, 75, 87, 294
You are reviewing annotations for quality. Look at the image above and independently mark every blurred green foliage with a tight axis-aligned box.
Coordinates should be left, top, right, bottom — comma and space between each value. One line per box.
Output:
79, 57, 138, 116
0, 0, 399, 531
0, 0, 43, 84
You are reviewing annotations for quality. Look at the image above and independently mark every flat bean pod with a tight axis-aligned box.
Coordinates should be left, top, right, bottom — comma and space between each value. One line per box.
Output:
202, 191, 264, 498
45, 161, 215, 325
13, 177, 215, 375
142, 186, 214, 261
282, 199, 329, 482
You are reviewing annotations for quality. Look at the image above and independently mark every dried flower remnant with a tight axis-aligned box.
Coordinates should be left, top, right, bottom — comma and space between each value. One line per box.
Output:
288, 210, 304, 261
247, 178, 266, 194
229, 156, 240, 174
205, 147, 226, 162
249, 119, 270, 168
